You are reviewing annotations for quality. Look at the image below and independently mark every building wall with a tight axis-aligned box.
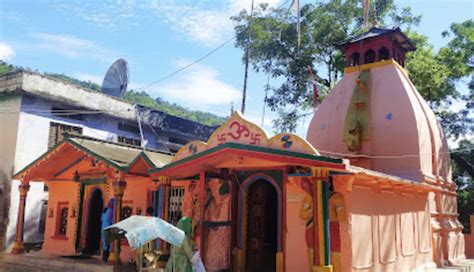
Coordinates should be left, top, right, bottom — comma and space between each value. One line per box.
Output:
334, 178, 436, 272
42, 181, 79, 255
285, 177, 311, 271
5, 94, 179, 250
0, 93, 22, 251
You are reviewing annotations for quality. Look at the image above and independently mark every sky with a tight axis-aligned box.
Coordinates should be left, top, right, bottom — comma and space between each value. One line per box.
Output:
0, 0, 473, 137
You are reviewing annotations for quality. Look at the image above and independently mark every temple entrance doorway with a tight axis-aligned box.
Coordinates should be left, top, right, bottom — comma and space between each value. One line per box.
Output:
245, 180, 278, 272
83, 188, 103, 255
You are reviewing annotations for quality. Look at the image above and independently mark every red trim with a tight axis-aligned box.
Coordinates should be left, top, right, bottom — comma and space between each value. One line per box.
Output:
51, 235, 69, 240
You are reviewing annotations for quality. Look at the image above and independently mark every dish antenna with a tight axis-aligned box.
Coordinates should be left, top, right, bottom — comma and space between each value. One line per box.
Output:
102, 59, 129, 97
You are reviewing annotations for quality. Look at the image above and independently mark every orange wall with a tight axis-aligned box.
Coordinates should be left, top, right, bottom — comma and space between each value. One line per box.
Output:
42, 181, 79, 255
285, 177, 312, 271
335, 177, 436, 272
42, 177, 152, 263
465, 215, 474, 258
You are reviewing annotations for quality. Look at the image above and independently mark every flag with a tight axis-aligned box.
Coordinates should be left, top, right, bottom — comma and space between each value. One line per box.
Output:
307, 66, 318, 111
364, 0, 370, 30
291, 0, 301, 54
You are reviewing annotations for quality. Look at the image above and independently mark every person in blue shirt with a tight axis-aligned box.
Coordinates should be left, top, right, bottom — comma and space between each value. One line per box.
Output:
101, 198, 115, 262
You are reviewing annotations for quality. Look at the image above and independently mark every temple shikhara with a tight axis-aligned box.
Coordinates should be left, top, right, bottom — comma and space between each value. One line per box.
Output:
9, 27, 469, 271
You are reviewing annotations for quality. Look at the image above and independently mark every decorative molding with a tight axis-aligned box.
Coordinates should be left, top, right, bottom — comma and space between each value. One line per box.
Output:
172, 111, 319, 163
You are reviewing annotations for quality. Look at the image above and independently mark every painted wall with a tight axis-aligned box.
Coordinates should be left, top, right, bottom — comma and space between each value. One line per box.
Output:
335, 177, 436, 272
42, 181, 79, 255
465, 215, 474, 258
5, 94, 184, 250
0, 93, 21, 251
285, 177, 312, 271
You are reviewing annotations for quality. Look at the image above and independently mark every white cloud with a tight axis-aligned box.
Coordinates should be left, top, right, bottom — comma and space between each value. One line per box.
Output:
29, 33, 120, 63
73, 73, 104, 85
62, 0, 282, 47
150, 0, 281, 47
153, 62, 241, 105
0, 42, 16, 62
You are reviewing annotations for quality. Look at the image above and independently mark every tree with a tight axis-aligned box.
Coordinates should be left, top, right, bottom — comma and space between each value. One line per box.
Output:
232, 0, 420, 132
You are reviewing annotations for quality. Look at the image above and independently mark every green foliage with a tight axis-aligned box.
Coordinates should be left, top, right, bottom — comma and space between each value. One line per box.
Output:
46, 73, 102, 92
0, 61, 18, 75
232, 0, 420, 132
452, 140, 474, 233
405, 21, 473, 139
124, 90, 225, 126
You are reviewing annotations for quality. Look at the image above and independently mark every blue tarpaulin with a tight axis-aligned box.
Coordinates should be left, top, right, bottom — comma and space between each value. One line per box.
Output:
104, 215, 185, 249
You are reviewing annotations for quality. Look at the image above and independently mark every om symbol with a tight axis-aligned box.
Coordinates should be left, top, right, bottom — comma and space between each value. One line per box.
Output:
227, 121, 250, 140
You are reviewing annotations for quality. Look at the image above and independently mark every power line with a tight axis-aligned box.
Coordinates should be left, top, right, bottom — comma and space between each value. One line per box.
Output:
136, 37, 235, 92
134, 0, 292, 92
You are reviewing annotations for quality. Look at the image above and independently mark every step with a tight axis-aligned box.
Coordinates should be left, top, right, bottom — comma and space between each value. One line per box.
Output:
0, 253, 114, 272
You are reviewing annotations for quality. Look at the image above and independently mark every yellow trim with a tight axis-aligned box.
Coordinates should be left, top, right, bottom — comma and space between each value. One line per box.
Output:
317, 181, 325, 266
233, 248, 244, 271
312, 265, 333, 272
344, 59, 408, 76
276, 252, 284, 272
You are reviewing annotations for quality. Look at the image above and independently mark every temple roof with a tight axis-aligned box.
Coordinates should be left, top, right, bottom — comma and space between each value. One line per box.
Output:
336, 27, 416, 51
14, 135, 173, 180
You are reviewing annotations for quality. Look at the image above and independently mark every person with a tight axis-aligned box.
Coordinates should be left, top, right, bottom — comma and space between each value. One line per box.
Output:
165, 217, 194, 272
101, 198, 115, 262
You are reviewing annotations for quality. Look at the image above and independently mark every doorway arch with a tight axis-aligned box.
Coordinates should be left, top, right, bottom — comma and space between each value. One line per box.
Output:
83, 188, 104, 255
237, 173, 283, 271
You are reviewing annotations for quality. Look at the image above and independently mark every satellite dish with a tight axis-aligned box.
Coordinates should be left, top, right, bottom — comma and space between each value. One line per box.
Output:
102, 59, 129, 97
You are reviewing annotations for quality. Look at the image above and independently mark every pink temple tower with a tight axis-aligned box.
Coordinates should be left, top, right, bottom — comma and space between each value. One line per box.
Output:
306, 27, 465, 266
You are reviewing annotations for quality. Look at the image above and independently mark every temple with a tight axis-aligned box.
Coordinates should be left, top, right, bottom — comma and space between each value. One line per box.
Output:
9, 27, 467, 272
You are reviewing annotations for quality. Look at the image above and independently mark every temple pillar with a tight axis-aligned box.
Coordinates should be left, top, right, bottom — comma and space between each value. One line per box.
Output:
11, 183, 30, 254
311, 168, 332, 272
112, 180, 126, 265
198, 171, 205, 257
157, 176, 170, 251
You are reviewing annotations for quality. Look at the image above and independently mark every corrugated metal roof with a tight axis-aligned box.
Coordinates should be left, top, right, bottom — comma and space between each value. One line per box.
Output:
67, 135, 173, 170
70, 137, 143, 167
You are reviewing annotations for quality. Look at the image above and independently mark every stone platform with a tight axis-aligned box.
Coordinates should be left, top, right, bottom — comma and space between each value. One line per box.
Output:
0, 252, 129, 272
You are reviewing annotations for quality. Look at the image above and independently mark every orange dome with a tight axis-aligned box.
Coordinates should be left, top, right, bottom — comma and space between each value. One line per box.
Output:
306, 61, 452, 183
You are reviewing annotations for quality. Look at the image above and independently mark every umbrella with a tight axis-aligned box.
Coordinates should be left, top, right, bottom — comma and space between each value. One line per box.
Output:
104, 215, 185, 249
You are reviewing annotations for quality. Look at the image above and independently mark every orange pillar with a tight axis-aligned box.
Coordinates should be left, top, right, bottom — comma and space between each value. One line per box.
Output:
112, 180, 126, 266
12, 183, 30, 254
199, 171, 205, 257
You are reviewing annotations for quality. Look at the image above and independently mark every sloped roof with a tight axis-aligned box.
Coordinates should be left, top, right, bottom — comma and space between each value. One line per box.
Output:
336, 27, 416, 51
14, 135, 173, 179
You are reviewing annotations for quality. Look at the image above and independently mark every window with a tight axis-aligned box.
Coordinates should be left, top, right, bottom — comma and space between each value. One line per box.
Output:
51, 106, 84, 121
38, 200, 48, 234
378, 47, 390, 61
364, 49, 376, 64
350, 52, 360, 66
118, 136, 141, 147
167, 187, 185, 226
121, 206, 133, 220
55, 202, 69, 238
48, 122, 83, 149
118, 122, 140, 133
